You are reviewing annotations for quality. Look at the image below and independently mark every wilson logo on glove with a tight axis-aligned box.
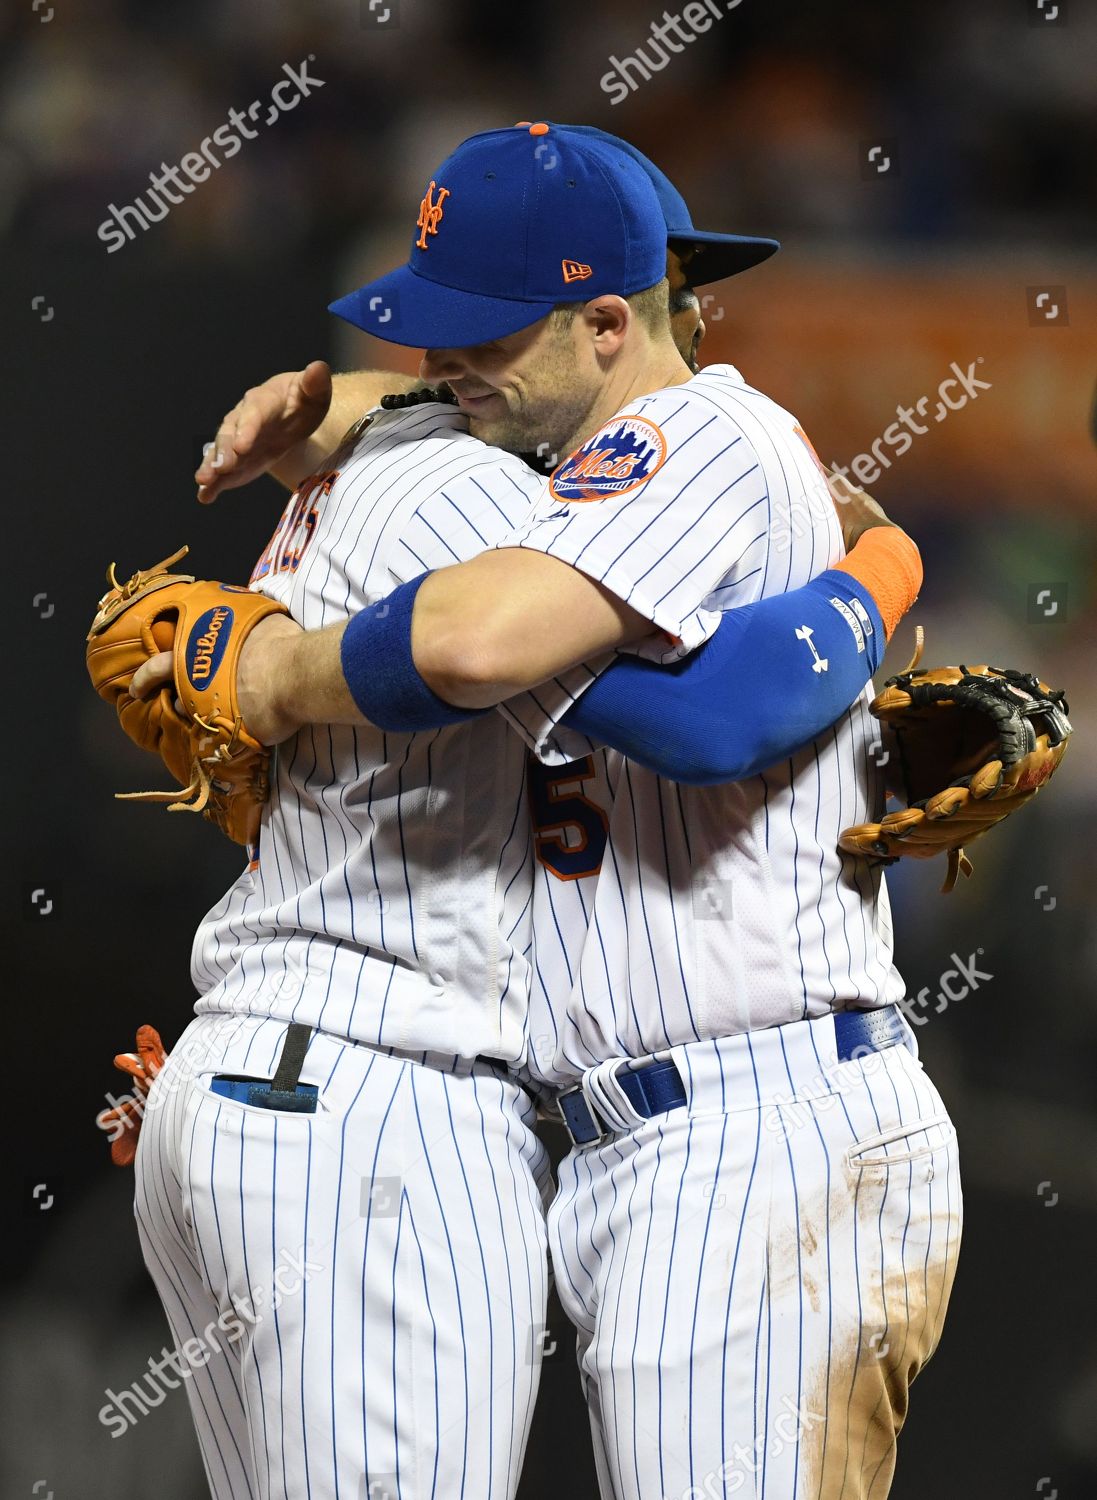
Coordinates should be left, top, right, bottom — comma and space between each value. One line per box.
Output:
186, 606, 234, 686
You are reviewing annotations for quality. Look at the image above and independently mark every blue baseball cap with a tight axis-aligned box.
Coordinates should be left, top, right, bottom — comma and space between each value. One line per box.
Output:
330, 123, 668, 350
554, 123, 779, 284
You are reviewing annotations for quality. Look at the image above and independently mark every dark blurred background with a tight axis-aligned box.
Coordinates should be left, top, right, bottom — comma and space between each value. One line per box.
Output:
5, 0, 1096, 1495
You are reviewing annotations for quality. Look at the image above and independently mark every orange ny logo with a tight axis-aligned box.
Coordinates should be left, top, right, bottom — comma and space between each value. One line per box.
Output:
416, 180, 450, 250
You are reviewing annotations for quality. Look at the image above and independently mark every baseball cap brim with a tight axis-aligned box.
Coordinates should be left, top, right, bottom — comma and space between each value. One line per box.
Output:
669, 230, 780, 285
329, 262, 553, 350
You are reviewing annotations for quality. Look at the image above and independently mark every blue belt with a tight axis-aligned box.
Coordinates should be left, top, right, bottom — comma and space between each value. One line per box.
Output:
556, 1005, 909, 1147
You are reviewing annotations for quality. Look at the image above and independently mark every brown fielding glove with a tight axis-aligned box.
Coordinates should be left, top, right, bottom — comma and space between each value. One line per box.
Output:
839, 631, 1072, 892
86, 547, 289, 844
97, 1024, 168, 1167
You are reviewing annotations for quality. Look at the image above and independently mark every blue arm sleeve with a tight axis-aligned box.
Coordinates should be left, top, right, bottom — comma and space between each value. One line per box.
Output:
561, 570, 886, 784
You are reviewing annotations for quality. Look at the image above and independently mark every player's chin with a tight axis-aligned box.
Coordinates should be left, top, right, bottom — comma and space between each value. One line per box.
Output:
467, 412, 530, 454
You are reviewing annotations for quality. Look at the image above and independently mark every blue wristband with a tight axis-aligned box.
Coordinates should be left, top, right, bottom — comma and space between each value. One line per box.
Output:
340, 572, 488, 732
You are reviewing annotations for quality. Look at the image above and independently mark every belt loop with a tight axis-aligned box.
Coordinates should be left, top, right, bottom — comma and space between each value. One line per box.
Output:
271, 1023, 312, 1092
247, 1022, 315, 1112
896, 1007, 920, 1060
582, 1059, 647, 1134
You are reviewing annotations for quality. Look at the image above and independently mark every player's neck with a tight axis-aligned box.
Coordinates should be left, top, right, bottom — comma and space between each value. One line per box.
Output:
564, 345, 693, 451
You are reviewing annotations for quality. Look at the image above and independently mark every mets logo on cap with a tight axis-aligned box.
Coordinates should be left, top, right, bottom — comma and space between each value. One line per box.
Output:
550, 416, 668, 503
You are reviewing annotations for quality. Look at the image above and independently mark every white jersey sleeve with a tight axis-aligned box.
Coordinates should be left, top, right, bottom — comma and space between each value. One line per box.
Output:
496, 363, 831, 763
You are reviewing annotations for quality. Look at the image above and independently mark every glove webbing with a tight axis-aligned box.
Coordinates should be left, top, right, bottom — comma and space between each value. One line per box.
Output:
888, 667, 1071, 770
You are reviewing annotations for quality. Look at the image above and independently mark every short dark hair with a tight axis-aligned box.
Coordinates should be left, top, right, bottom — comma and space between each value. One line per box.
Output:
550, 276, 672, 337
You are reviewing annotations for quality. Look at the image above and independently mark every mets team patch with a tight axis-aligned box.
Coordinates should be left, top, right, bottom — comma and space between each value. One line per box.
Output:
549, 415, 667, 502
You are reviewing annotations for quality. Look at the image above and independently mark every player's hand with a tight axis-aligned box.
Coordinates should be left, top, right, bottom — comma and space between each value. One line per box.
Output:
128, 614, 305, 744
128, 651, 179, 707
826, 470, 898, 552
195, 360, 334, 504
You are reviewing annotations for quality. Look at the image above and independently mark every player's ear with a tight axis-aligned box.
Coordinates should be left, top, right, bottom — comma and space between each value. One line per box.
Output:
580, 294, 631, 356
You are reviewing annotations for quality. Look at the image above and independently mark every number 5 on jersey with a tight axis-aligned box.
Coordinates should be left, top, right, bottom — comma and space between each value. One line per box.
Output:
527, 755, 608, 881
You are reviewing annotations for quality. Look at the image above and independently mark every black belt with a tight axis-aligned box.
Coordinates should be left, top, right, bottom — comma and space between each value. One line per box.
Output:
556, 1005, 909, 1147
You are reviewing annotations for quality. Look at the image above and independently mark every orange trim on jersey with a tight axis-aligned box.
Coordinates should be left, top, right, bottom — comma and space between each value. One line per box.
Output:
792, 423, 827, 475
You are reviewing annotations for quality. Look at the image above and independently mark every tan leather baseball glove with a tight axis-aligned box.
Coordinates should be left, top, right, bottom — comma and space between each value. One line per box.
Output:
839, 632, 1072, 891
86, 547, 289, 844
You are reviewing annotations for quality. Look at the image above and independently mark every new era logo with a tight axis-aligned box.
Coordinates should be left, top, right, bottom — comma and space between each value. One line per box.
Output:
562, 259, 593, 283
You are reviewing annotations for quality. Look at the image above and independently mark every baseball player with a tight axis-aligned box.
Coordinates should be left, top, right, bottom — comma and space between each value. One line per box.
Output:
142, 122, 957, 1500
126, 430, 554, 1500
116, 130, 662, 1500
115, 129, 942, 1500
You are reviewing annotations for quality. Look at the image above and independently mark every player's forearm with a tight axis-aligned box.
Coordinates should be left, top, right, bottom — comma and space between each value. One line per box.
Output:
408, 550, 651, 708
260, 594, 563, 739
275, 551, 651, 740
268, 370, 421, 491
259, 564, 635, 740
562, 574, 885, 782
269, 619, 362, 728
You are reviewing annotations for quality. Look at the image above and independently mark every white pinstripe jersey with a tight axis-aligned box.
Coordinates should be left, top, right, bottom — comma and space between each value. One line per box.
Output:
191, 365, 903, 1082
190, 403, 545, 1061
490, 364, 905, 1088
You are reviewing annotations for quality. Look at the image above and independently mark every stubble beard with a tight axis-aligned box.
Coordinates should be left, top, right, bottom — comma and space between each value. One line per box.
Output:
469, 337, 596, 459
469, 391, 590, 461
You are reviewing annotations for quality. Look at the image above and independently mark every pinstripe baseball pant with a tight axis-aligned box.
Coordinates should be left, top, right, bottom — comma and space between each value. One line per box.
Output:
547, 1012, 961, 1500
134, 1013, 551, 1500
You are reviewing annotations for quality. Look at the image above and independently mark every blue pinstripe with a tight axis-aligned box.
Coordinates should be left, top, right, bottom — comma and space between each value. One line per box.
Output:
629, 1124, 664, 1499
440, 1076, 501, 1500
409, 1069, 471, 1500
776, 1032, 807, 1496
604, 1141, 640, 1494
348, 1057, 393, 1492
